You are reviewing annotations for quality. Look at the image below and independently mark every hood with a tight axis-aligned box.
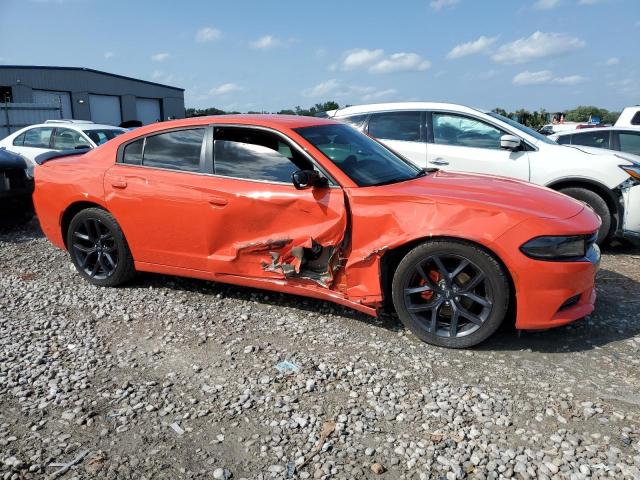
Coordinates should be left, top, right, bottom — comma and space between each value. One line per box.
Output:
561, 145, 640, 166
368, 170, 584, 220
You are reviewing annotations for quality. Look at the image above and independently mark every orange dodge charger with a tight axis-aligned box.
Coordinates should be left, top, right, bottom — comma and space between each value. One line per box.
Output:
33, 115, 600, 348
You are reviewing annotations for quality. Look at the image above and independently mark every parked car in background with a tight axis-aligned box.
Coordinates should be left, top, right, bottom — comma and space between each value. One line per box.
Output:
0, 120, 126, 166
326, 102, 640, 245
33, 115, 601, 348
538, 123, 581, 135
550, 127, 640, 156
615, 106, 640, 127
0, 148, 34, 226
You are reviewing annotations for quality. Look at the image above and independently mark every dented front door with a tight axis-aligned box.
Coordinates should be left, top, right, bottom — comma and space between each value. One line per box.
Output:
203, 176, 347, 287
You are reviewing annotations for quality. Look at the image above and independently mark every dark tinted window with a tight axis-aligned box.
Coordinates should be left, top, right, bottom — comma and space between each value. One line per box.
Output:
52, 128, 89, 150
84, 129, 124, 145
631, 112, 640, 126
12, 133, 25, 146
368, 111, 421, 141
213, 127, 312, 183
143, 129, 204, 172
122, 139, 143, 165
619, 132, 640, 155
295, 124, 421, 187
570, 131, 610, 149
23, 127, 54, 148
433, 113, 503, 149
556, 135, 572, 145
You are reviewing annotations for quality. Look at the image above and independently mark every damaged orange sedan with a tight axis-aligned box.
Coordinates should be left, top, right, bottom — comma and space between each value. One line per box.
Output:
33, 115, 601, 348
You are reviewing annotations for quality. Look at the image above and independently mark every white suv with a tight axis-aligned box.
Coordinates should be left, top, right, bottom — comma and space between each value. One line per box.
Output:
0, 120, 126, 167
326, 102, 640, 245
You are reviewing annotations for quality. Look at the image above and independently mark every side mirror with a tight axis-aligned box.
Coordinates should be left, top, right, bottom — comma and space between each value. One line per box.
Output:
500, 135, 522, 151
292, 169, 327, 190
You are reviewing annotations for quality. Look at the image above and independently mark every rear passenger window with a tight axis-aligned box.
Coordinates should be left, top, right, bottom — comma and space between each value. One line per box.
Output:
23, 127, 54, 148
122, 139, 144, 165
570, 131, 610, 149
618, 132, 640, 155
143, 129, 204, 172
368, 111, 422, 142
556, 135, 572, 145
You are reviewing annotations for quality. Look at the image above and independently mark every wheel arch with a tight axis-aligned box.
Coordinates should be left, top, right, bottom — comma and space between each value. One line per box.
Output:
546, 177, 621, 231
60, 201, 108, 249
379, 235, 516, 322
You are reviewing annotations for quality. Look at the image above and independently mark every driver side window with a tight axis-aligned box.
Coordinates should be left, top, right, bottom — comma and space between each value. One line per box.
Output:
213, 127, 314, 183
432, 113, 504, 150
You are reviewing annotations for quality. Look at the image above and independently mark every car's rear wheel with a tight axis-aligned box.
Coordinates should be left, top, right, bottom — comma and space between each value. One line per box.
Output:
559, 187, 611, 245
66, 208, 135, 287
391, 240, 509, 348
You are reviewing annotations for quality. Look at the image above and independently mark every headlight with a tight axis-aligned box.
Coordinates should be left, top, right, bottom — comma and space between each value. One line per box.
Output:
620, 165, 640, 183
521, 235, 593, 260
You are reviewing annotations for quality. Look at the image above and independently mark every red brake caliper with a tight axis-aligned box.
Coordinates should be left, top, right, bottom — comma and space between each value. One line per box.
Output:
419, 270, 441, 301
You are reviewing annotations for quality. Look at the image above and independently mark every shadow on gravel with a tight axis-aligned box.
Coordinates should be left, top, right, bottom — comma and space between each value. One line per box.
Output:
479, 268, 640, 353
0, 218, 44, 244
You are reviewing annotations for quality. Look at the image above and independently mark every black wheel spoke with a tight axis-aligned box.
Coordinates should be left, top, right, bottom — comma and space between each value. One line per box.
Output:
103, 252, 116, 268
73, 231, 90, 241
449, 308, 460, 337
405, 285, 433, 295
450, 258, 469, 280
432, 256, 450, 282
71, 217, 119, 280
457, 304, 484, 326
408, 303, 436, 313
459, 271, 485, 293
73, 244, 95, 254
415, 264, 441, 292
461, 291, 492, 308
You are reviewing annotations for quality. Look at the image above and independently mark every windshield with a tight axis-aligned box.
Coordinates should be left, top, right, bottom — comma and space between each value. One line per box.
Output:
486, 112, 556, 145
83, 129, 125, 145
294, 124, 421, 186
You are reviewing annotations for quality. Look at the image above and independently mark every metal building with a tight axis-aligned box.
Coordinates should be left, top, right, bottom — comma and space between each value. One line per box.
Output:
0, 65, 185, 126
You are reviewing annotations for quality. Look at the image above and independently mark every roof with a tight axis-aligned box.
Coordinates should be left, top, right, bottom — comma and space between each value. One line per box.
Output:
331, 102, 486, 117
0, 65, 184, 91
551, 126, 640, 136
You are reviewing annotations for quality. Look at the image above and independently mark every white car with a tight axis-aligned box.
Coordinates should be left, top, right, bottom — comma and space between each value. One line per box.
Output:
0, 120, 126, 167
615, 106, 640, 127
326, 102, 640, 245
550, 127, 640, 157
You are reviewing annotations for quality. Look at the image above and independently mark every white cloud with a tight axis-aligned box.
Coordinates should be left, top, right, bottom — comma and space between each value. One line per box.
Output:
605, 57, 620, 65
369, 53, 431, 73
249, 35, 295, 50
512, 70, 585, 85
492, 31, 585, 64
342, 49, 384, 70
151, 53, 170, 62
195, 27, 221, 43
209, 83, 242, 95
578, 0, 606, 4
430, 0, 459, 11
103, 51, 115, 59
303, 80, 397, 101
340, 48, 430, 74
533, 0, 561, 9
447, 36, 497, 59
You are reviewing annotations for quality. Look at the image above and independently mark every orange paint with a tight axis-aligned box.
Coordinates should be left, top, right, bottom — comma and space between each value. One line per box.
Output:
33, 115, 600, 331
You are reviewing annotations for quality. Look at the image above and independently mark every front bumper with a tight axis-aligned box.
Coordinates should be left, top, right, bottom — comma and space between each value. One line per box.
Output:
494, 207, 600, 331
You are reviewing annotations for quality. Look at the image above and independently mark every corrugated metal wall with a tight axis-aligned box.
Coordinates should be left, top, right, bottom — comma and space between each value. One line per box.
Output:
0, 102, 62, 139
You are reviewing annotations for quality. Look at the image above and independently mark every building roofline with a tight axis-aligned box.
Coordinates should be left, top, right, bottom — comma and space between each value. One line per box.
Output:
0, 65, 185, 92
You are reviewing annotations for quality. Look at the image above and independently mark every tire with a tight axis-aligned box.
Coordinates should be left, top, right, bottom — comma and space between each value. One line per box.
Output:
559, 187, 611, 245
391, 240, 509, 349
66, 207, 135, 287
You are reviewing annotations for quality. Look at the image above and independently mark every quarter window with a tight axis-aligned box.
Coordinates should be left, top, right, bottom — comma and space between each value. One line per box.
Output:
570, 131, 610, 149
339, 114, 368, 130
122, 139, 144, 165
368, 111, 422, 142
12, 132, 25, 146
22, 127, 54, 148
142, 129, 205, 172
432, 113, 503, 149
618, 132, 640, 155
213, 127, 312, 183
52, 128, 89, 150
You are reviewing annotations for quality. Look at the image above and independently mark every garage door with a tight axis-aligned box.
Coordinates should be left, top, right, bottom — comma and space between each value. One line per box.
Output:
33, 90, 72, 118
136, 98, 161, 125
89, 94, 122, 126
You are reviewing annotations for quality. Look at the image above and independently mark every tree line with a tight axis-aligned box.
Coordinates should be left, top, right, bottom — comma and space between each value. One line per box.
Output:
186, 102, 621, 129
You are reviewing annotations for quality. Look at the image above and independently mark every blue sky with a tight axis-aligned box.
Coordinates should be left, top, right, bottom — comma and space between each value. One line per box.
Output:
1, 0, 638, 112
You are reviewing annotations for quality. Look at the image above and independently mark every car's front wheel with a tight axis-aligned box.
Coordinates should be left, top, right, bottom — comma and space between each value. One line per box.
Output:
66, 208, 135, 287
391, 240, 509, 348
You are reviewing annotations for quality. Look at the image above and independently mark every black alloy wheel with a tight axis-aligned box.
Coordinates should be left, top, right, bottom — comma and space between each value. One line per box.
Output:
67, 208, 135, 287
392, 240, 509, 348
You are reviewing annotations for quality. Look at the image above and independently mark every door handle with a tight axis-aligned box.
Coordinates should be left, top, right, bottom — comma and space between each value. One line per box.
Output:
208, 196, 228, 207
111, 179, 127, 189
430, 158, 449, 166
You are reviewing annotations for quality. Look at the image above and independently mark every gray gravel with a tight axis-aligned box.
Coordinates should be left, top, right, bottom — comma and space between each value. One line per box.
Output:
1, 220, 639, 479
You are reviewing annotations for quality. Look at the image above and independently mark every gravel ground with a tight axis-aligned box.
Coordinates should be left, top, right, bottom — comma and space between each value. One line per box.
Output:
1, 219, 639, 480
